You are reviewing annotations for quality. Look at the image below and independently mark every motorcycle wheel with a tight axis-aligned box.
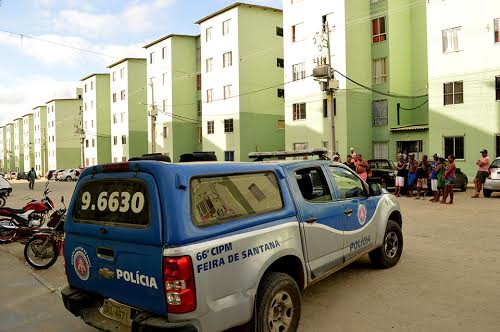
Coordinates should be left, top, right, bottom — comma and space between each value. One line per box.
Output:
0, 226, 17, 243
24, 238, 58, 269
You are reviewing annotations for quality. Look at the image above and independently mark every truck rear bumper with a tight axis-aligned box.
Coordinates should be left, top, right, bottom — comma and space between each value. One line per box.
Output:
62, 286, 198, 332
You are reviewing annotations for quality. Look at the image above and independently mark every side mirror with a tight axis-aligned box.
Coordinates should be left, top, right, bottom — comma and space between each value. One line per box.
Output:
370, 183, 382, 196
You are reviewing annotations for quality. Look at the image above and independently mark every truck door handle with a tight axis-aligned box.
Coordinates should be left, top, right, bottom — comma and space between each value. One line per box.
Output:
344, 209, 353, 216
305, 217, 317, 224
97, 247, 114, 260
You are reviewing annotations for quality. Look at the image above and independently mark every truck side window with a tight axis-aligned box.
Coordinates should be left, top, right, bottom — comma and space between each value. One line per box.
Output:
295, 167, 332, 202
329, 166, 367, 199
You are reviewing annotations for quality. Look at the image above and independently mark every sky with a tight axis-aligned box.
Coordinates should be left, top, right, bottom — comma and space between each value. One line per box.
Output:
0, 0, 282, 126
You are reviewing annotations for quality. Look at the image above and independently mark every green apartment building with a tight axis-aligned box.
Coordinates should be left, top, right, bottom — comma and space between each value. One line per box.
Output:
284, 0, 428, 160
33, 105, 48, 175
22, 113, 34, 172
0, 127, 5, 173
5, 123, 14, 172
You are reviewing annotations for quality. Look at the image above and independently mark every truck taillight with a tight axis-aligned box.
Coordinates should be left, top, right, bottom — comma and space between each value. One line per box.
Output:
163, 256, 196, 313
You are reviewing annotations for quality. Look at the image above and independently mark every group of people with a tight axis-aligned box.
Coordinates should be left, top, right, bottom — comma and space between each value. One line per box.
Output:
333, 148, 369, 181
394, 153, 457, 204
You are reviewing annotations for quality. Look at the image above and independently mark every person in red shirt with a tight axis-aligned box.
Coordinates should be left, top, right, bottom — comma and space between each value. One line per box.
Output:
471, 149, 491, 198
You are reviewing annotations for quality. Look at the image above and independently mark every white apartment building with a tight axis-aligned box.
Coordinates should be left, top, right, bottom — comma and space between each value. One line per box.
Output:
5, 123, 14, 172
108, 58, 148, 162
22, 113, 34, 172
427, 0, 500, 174
0, 127, 5, 173
81, 73, 111, 166
143, 34, 201, 161
196, 3, 285, 161
33, 106, 47, 175
13, 118, 24, 172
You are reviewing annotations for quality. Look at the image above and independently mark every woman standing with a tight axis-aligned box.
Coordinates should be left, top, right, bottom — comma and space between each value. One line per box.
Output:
431, 157, 446, 203
441, 155, 456, 204
394, 156, 407, 197
356, 154, 369, 182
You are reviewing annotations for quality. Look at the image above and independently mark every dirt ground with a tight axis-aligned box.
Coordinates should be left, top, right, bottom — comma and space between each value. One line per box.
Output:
1, 180, 500, 331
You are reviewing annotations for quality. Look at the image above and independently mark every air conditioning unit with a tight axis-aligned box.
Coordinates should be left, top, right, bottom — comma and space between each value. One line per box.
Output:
312, 65, 331, 79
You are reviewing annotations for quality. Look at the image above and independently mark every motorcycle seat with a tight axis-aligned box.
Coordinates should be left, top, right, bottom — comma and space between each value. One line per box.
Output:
0, 207, 25, 215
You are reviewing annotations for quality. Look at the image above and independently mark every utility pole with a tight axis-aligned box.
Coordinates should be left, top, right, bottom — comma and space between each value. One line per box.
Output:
74, 106, 85, 167
149, 80, 158, 153
313, 19, 339, 159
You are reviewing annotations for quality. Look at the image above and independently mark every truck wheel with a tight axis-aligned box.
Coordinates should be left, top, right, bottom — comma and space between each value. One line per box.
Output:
255, 272, 301, 332
483, 189, 492, 198
369, 220, 403, 269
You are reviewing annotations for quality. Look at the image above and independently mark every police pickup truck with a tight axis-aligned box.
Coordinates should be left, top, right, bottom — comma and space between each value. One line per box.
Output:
62, 149, 403, 332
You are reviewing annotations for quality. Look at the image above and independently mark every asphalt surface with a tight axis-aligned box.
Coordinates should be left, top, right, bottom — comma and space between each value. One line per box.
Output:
0, 180, 499, 331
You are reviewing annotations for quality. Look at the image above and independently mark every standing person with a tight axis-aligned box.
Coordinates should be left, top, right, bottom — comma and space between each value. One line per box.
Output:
407, 154, 418, 197
356, 154, 369, 182
471, 149, 490, 198
441, 155, 457, 204
432, 157, 446, 203
394, 155, 407, 197
344, 155, 356, 171
429, 154, 439, 201
416, 155, 430, 199
28, 167, 36, 190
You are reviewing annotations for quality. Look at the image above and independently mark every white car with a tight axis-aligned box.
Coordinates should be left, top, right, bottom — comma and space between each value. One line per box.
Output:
56, 169, 81, 181
483, 157, 500, 197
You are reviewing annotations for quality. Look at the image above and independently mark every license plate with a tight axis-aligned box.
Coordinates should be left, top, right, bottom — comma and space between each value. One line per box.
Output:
100, 299, 131, 326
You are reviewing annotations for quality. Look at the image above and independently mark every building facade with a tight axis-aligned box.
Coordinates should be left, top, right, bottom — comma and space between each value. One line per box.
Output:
81, 73, 112, 166
197, 3, 285, 161
13, 118, 24, 172
427, 0, 500, 175
46, 98, 83, 170
33, 106, 48, 175
144, 34, 202, 161
283, 0, 428, 160
22, 113, 34, 172
0, 127, 5, 173
108, 58, 148, 162
5, 123, 14, 172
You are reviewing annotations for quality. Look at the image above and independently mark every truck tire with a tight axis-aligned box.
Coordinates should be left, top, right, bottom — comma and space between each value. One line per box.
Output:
369, 220, 403, 269
255, 272, 301, 332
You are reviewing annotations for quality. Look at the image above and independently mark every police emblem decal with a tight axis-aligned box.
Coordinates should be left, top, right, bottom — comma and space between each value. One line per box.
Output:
72, 247, 91, 281
357, 204, 367, 226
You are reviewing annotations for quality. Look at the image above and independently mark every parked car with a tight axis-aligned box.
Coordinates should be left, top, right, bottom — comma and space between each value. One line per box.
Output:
45, 170, 57, 180
0, 174, 12, 196
52, 169, 65, 181
16, 172, 29, 180
4, 172, 16, 180
367, 159, 397, 189
454, 168, 468, 192
57, 169, 80, 181
62, 149, 404, 332
483, 157, 500, 197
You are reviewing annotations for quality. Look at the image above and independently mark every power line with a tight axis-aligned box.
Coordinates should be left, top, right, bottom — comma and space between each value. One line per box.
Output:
399, 99, 428, 111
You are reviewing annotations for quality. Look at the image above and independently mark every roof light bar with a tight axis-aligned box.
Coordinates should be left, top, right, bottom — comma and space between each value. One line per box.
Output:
248, 148, 330, 161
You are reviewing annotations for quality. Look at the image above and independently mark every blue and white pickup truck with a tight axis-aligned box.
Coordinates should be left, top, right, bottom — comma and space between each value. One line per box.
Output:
62, 150, 403, 332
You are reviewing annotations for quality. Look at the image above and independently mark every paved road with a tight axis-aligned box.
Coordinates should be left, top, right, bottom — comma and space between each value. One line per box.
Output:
1, 181, 499, 331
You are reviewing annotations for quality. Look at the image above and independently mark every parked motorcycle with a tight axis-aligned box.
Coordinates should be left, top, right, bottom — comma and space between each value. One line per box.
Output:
0, 182, 55, 243
24, 196, 66, 269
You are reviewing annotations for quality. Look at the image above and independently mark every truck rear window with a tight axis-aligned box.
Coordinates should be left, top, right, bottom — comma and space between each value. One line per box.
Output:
73, 180, 149, 226
191, 172, 283, 227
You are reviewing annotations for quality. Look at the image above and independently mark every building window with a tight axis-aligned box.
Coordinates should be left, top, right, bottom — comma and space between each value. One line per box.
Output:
120, 90, 126, 100
442, 27, 462, 53
207, 121, 214, 134
205, 27, 212, 42
443, 81, 463, 105
372, 57, 387, 84
112, 93, 117, 103
196, 47, 201, 63
84, 103, 87, 112
121, 112, 125, 123
495, 18, 500, 43
197, 127, 202, 143
84, 84, 87, 92
162, 99, 168, 111
277, 58, 284, 68
206, 57, 213, 72
91, 120, 94, 128
372, 100, 388, 126
163, 126, 169, 139
121, 135, 127, 144
206, 89, 213, 102
222, 19, 230, 36
373, 142, 389, 159
120, 68, 125, 79
276, 27, 283, 37
162, 46, 168, 59
112, 71, 116, 82
323, 99, 328, 118
293, 142, 308, 151
91, 100, 94, 110
224, 151, 234, 161
277, 120, 285, 129
292, 23, 304, 42
92, 139, 95, 147
150, 51, 155, 64
197, 74, 201, 91
223, 52, 232, 68
163, 73, 167, 86
444, 136, 464, 159
224, 119, 234, 133
293, 103, 306, 120
223, 85, 232, 99
85, 139, 89, 147
113, 136, 118, 145
197, 101, 202, 116
372, 16, 386, 43
292, 63, 306, 81
496, 76, 500, 101
277, 88, 285, 98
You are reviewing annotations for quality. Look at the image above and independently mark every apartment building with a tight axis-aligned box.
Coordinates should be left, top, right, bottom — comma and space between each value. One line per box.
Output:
81, 73, 111, 166
427, 0, 500, 175
13, 118, 24, 172
5, 123, 14, 172
284, 0, 428, 160
22, 113, 34, 172
0, 127, 5, 173
33, 106, 48, 175
196, 3, 285, 161
46, 98, 83, 170
108, 58, 148, 162
143, 34, 202, 161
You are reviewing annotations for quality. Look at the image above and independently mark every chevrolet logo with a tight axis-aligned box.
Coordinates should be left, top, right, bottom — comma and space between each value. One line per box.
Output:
99, 268, 115, 279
